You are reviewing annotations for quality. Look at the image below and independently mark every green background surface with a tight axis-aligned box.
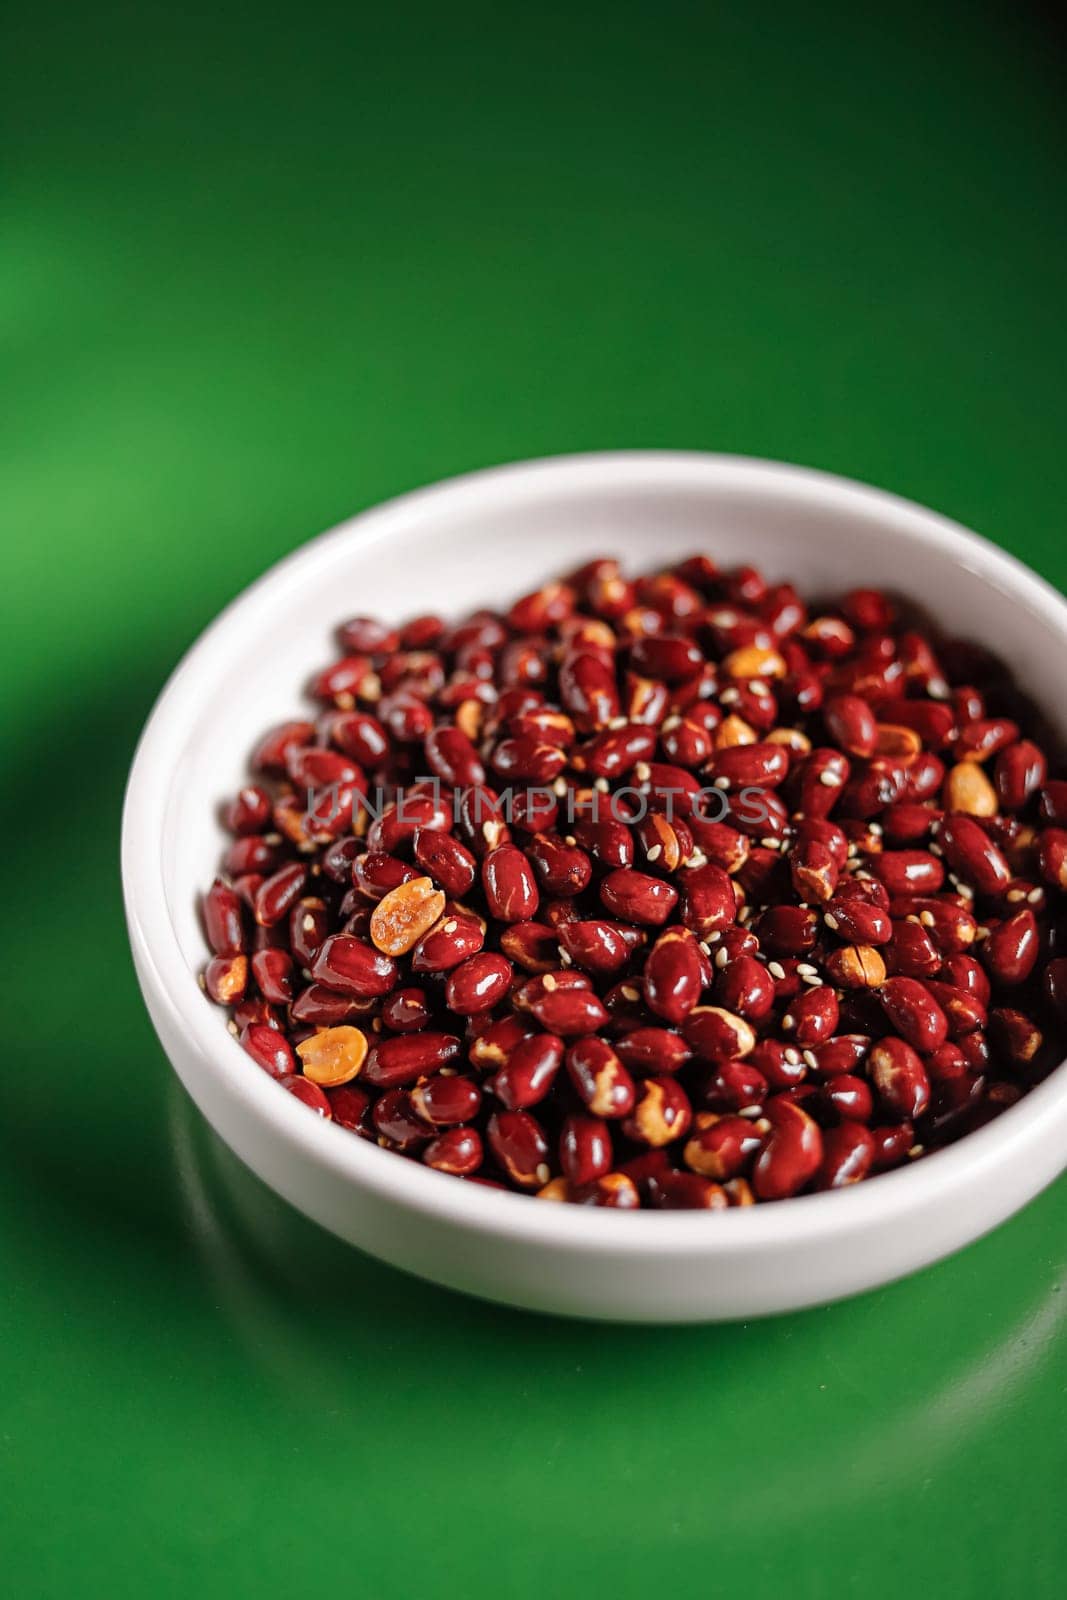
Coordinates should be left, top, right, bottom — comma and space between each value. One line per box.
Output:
3, 2, 1066, 1595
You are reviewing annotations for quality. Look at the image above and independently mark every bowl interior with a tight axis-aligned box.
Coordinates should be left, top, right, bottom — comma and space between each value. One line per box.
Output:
155, 455, 1067, 1052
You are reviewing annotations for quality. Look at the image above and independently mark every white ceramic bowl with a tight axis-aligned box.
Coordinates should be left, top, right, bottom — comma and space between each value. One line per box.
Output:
122, 452, 1067, 1322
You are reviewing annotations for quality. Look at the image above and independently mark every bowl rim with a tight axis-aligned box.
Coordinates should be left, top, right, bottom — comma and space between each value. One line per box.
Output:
122, 450, 1067, 1255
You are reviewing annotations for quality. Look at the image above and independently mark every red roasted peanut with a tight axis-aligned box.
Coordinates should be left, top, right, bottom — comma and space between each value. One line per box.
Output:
815, 1123, 875, 1188
574, 1173, 641, 1208
795, 748, 851, 817
757, 905, 819, 958
204, 954, 248, 1005
824, 694, 878, 759
599, 868, 679, 926
240, 1022, 297, 1079
278, 1076, 333, 1117
1038, 828, 1067, 892
678, 862, 736, 936
989, 1007, 1044, 1068
869, 1036, 931, 1118
379, 987, 433, 1033
500, 920, 561, 973
622, 1076, 693, 1147
252, 719, 315, 773
251, 947, 295, 1004
525, 834, 593, 896
488, 1033, 564, 1109
311, 934, 398, 997
878, 978, 949, 1054
810, 1034, 872, 1077
615, 1027, 692, 1075
752, 1100, 823, 1200
410, 910, 485, 973
790, 838, 840, 904
566, 1036, 636, 1116
682, 1005, 757, 1062
981, 909, 1040, 987
409, 1073, 482, 1127
647, 1172, 729, 1209
204, 878, 247, 954
362, 1031, 462, 1088
468, 1014, 534, 1070
290, 984, 375, 1027
372, 1090, 434, 1151
572, 816, 635, 869
955, 717, 1019, 763
560, 1115, 614, 1187
782, 986, 840, 1045
445, 952, 514, 1014
884, 919, 941, 980
524, 977, 610, 1036
423, 1126, 484, 1176
823, 892, 892, 946
683, 1114, 761, 1180
714, 954, 776, 1022
869, 850, 945, 897
559, 651, 621, 730
822, 1074, 874, 1121
424, 725, 486, 787
557, 919, 642, 976
480, 844, 540, 922
699, 1058, 769, 1113
487, 1110, 551, 1188
644, 927, 705, 1025
937, 815, 1012, 896
412, 829, 477, 898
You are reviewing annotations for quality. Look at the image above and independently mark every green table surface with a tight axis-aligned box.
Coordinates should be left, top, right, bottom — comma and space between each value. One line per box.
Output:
4, 2, 1066, 1595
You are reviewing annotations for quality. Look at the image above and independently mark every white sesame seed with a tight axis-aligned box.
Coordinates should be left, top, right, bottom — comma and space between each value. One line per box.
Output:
1028, 888, 1043, 904
715, 948, 729, 970
819, 770, 840, 787
646, 844, 662, 862
594, 777, 609, 793
621, 985, 640, 1002
802, 1050, 818, 1069
824, 913, 839, 931
782, 1013, 795, 1030
714, 777, 730, 790
768, 961, 785, 980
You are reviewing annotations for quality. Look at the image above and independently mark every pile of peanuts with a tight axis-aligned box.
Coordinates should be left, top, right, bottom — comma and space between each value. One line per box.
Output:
200, 555, 1067, 1207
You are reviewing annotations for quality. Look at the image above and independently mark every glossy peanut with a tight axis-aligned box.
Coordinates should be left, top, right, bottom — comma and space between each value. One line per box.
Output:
752, 1100, 823, 1200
